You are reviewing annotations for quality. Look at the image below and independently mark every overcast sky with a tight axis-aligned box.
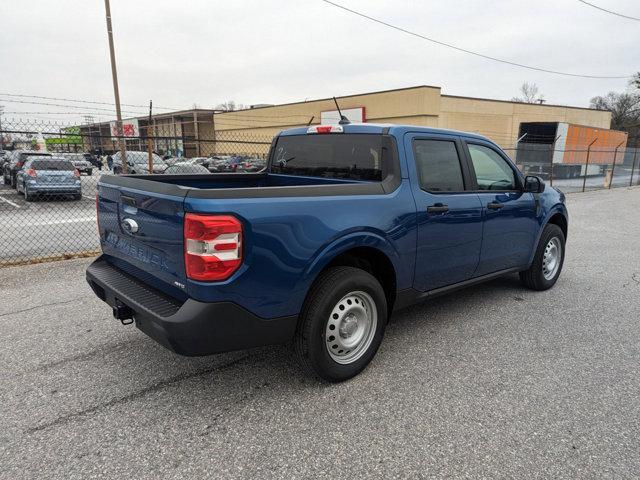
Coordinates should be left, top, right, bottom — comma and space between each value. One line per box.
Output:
0, 0, 638, 122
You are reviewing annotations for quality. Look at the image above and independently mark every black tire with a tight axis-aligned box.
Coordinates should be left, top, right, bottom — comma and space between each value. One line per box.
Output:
87, 169, 93, 176
520, 224, 565, 290
295, 266, 387, 382
24, 186, 33, 202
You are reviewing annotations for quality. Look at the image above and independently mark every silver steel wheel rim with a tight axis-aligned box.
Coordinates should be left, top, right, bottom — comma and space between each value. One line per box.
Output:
542, 237, 562, 280
325, 290, 377, 365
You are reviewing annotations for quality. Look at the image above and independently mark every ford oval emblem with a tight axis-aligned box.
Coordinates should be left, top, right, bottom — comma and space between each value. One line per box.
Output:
121, 218, 139, 234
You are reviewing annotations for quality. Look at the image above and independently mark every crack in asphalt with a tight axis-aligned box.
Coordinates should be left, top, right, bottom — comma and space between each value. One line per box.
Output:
26, 336, 140, 374
25, 351, 265, 434
0, 298, 83, 318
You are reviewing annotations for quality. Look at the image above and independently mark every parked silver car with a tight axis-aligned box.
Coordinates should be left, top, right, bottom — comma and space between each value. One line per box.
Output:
61, 153, 93, 175
111, 151, 167, 174
15, 157, 82, 201
162, 162, 210, 175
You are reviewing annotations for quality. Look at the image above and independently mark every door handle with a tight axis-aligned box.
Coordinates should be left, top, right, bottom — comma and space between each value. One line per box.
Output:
427, 204, 449, 214
487, 202, 504, 210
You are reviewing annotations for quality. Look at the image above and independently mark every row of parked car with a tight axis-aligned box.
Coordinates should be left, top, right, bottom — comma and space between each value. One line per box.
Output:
0, 150, 86, 201
0, 149, 267, 201
110, 152, 266, 175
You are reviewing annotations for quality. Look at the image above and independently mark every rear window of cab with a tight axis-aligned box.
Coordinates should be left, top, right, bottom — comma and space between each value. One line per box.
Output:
270, 134, 388, 181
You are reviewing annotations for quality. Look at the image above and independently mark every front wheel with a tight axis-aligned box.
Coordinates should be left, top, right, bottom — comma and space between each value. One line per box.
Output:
520, 224, 565, 290
295, 266, 387, 382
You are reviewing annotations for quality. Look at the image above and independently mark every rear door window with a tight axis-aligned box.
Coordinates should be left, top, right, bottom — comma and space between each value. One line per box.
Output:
270, 134, 385, 181
413, 139, 465, 192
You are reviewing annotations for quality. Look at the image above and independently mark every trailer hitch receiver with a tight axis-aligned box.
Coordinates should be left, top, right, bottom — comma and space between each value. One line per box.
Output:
113, 301, 134, 325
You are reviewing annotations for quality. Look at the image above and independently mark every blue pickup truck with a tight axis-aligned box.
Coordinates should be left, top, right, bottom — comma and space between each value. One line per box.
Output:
87, 123, 567, 381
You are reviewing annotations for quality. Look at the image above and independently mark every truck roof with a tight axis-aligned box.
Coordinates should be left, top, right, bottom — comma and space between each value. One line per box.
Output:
279, 123, 491, 142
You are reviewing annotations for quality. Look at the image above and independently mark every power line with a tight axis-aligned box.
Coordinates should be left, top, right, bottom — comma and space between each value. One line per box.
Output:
0, 92, 179, 110
320, 0, 631, 79
576, 0, 640, 21
2, 111, 117, 116
0, 98, 147, 115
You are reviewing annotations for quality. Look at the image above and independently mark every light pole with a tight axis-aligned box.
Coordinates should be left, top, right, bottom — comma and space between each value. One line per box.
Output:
103, 0, 127, 173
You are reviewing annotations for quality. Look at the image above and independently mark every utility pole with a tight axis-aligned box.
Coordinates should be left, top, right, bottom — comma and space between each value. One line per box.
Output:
147, 100, 154, 173
83, 115, 95, 154
103, 0, 127, 173
0, 105, 4, 150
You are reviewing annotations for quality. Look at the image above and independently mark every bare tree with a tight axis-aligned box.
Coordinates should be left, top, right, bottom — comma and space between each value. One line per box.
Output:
512, 82, 545, 104
590, 92, 640, 137
215, 100, 246, 111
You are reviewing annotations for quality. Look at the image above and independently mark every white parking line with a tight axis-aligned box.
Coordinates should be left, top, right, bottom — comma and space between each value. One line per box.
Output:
14, 216, 96, 227
82, 195, 95, 201
0, 195, 20, 208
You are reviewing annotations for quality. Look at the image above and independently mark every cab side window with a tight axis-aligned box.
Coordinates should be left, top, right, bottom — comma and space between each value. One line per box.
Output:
467, 144, 516, 191
414, 140, 465, 192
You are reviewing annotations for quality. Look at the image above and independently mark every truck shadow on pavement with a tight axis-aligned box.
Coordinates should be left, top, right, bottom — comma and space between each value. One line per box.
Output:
25, 274, 531, 434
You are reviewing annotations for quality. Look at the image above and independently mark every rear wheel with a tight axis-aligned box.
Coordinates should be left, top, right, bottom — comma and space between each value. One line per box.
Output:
295, 266, 387, 382
24, 185, 33, 202
520, 224, 565, 290
87, 169, 93, 176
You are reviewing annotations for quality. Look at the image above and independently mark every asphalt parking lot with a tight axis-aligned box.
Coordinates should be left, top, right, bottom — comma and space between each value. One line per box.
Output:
1, 186, 639, 479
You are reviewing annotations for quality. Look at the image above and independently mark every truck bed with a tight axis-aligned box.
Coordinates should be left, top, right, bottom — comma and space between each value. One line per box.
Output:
99, 171, 400, 198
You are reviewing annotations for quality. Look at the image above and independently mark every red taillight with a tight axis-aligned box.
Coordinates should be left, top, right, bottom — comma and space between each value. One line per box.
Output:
184, 214, 242, 281
26, 168, 37, 177
74, 169, 80, 177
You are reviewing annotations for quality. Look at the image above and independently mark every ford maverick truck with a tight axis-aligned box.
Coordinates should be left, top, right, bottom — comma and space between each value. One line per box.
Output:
87, 123, 568, 381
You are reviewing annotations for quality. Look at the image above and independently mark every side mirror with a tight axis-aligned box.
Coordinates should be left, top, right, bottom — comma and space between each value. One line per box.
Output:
524, 175, 545, 193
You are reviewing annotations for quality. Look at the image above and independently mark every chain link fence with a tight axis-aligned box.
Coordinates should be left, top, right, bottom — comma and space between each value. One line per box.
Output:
0, 118, 271, 267
505, 143, 640, 194
1, 117, 639, 267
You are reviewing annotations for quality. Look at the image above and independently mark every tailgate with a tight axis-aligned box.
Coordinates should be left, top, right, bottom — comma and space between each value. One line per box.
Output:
97, 181, 187, 292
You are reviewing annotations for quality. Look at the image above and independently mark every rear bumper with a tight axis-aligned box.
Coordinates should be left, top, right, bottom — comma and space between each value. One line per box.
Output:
30, 187, 81, 193
86, 256, 297, 356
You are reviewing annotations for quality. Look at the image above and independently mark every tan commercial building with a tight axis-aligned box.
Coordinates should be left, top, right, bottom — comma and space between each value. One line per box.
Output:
80, 85, 612, 158
213, 85, 611, 151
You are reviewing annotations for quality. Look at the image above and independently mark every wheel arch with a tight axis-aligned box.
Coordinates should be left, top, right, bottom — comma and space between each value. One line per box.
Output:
546, 211, 568, 241
299, 233, 401, 316
528, 206, 568, 265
